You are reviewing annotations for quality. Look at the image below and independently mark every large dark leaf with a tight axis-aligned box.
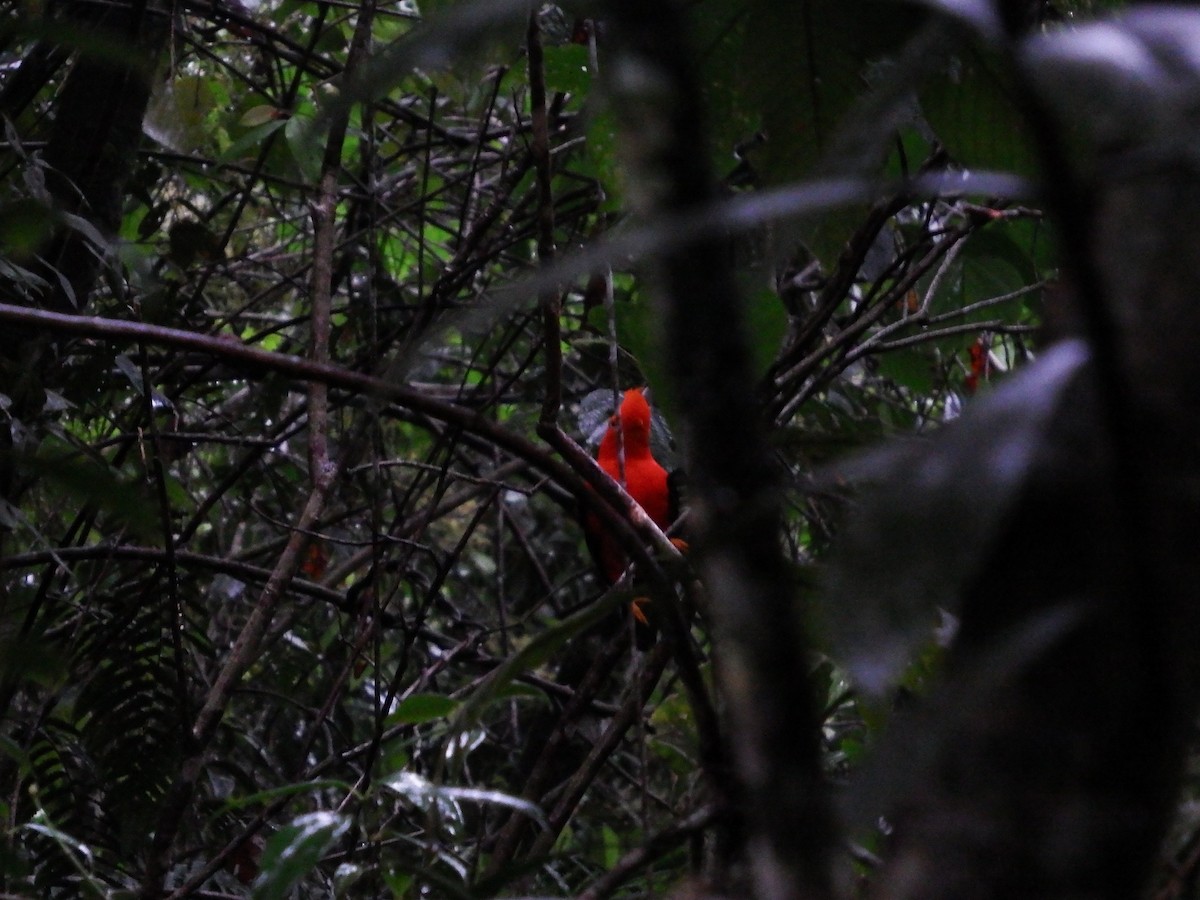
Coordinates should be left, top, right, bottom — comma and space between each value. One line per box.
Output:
817, 338, 1090, 695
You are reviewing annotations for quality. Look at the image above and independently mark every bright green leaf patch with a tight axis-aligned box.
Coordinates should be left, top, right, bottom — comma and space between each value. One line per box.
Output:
387, 693, 459, 725
542, 43, 590, 95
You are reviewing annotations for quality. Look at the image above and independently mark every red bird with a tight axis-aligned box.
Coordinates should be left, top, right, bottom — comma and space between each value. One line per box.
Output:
582, 388, 679, 631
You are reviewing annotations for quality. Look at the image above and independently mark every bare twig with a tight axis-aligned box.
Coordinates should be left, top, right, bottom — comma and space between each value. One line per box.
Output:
577, 803, 720, 900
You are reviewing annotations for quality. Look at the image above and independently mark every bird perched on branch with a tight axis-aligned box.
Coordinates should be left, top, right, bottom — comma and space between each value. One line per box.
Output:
582, 387, 684, 643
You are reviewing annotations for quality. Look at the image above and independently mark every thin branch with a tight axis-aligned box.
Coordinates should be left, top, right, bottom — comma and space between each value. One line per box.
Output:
525, 640, 673, 860
576, 803, 720, 900
528, 7, 564, 428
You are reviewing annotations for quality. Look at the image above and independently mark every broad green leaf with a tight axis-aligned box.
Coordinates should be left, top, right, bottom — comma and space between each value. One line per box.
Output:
878, 348, 936, 394
956, 228, 1040, 318
542, 43, 590, 95
745, 284, 789, 380
735, 0, 927, 263
252, 811, 350, 900
387, 693, 459, 725
743, 0, 926, 182
286, 115, 324, 182
689, 0, 758, 175
320, 0, 530, 123
219, 119, 288, 164
580, 106, 621, 210
240, 105, 284, 128
921, 47, 1038, 176
382, 870, 414, 897
613, 287, 664, 401
0, 199, 54, 259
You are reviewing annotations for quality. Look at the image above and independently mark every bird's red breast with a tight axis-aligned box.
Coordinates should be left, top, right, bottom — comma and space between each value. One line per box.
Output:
584, 388, 672, 583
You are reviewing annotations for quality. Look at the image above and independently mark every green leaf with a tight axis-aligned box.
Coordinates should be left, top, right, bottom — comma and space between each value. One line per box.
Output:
0, 199, 54, 259
25, 439, 158, 539
251, 811, 350, 900
23, 817, 93, 867
649, 737, 695, 776
958, 229, 1037, 314
240, 105, 284, 128
877, 348, 935, 394
144, 74, 218, 153
920, 47, 1038, 176
382, 870, 414, 897
614, 287, 664, 398
219, 119, 288, 164
580, 106, 621, 210
601, 825, 620, 868
286, 115, 324, 182
380, 770, 548, 831
542, 43, 591, 95
743, 0, 925, 183
745, 285, 789, 381
689, 0, 758, 173
387, 693, 459, 725
733, 0, 926, 262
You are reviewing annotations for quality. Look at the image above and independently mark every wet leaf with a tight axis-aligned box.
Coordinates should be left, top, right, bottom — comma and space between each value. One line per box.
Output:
251, 811, 349, 900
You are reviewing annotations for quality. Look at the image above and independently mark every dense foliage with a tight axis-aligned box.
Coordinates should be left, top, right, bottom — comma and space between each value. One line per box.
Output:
2, 0, 1199, 897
